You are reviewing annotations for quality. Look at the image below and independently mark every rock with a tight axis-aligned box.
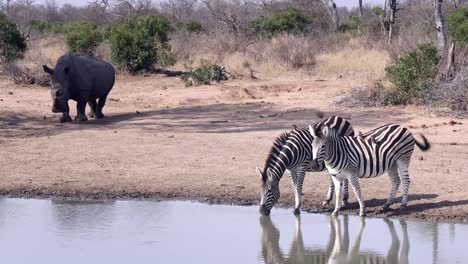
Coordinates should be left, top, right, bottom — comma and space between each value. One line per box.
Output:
136, 111, 141, 114
8, 91, 13, 95
449, 142, 457, 145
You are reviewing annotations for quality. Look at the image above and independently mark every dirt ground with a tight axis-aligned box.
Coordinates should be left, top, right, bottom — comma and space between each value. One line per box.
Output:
0, 74, 467, 223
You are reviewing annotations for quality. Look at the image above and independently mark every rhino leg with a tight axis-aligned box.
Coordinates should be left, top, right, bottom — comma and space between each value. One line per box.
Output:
75, 99, 88, 122
95, 95, 107, 119
59, 104, 72, 123
87, 100, 97, 119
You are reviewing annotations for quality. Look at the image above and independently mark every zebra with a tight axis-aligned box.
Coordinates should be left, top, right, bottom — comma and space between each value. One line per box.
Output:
308, 123, 431, 216
257, 115, 355, 216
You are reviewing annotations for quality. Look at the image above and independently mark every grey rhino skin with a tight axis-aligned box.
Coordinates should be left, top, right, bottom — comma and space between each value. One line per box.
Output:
43, 54, 115, 123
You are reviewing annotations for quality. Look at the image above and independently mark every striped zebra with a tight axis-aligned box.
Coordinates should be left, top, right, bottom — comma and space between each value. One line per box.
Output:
257, 116, 354, 216
308, 123, 431, 216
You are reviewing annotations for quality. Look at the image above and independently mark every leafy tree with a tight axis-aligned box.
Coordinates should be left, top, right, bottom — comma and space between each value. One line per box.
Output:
108, 15, 173, 72
0, 12, 26, 62
247, 8, 313, 36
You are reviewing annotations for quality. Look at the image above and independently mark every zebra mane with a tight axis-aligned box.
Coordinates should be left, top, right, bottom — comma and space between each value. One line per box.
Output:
262, 131, 290, 182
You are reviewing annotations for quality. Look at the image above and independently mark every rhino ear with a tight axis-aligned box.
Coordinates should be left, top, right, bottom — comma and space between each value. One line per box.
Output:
42, 65, 54, 75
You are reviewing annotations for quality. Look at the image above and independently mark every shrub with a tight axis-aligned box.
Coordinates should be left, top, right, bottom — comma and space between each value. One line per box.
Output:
181, 61, 228, 86
31, 20, 66, 34
0, 12, 27, 62
447, 7, 468, 45
247, 8, 313, 36
175, 21, 203, 33
269, 34, 316, 69
384, 43, 439, 104
108, 15, 173, 72
65, 23, 103, 55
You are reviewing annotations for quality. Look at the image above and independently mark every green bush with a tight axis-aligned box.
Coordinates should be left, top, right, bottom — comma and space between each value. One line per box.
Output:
31, 20, 66, 34
384, 43, 439, 104
181, 62, 228, 86
65, 23, 103, 55
0, 12, 27, 62
447, 7, 468, 45
108, 15, 173, 72
247, 8, 313, 36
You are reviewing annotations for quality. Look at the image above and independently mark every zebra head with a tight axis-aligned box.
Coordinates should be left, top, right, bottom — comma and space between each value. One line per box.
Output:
309, 125, 337, 167
256, 167, 280, 216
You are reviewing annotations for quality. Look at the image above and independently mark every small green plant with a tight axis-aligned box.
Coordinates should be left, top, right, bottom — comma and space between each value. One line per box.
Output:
447, 7, 468, 45
0, 12, 27, 62
181, 62, 228, 86
384, 43, 439, 104
247, 8, 313, 36
65, 23, 103, 55
108, 15, 173, 73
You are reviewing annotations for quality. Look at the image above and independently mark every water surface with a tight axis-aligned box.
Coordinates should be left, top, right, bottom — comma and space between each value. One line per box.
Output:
0, 199, 466, 264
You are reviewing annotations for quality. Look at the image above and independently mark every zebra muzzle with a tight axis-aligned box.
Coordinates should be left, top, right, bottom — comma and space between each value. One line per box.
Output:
259, 205, 270, 216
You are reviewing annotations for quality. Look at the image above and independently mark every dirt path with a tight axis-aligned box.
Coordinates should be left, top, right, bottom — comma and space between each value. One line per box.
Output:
0, 75, 467, 223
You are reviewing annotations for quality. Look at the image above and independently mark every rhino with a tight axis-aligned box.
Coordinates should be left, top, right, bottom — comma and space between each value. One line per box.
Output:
43, 54, 115, 123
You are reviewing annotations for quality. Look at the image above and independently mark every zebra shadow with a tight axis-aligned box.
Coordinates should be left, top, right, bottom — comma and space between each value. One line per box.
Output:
259, 215, 409, 264
334, 193, 439, 213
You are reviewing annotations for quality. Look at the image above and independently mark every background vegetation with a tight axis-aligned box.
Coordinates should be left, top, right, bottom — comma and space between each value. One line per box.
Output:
0, 0, 467, 111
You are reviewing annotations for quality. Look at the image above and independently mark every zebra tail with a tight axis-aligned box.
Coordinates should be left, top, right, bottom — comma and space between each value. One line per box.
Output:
415, 134, 431, 151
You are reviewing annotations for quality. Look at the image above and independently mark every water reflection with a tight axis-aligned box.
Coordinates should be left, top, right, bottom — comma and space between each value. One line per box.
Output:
50, 199, 116, 235
260, 216, 410, 264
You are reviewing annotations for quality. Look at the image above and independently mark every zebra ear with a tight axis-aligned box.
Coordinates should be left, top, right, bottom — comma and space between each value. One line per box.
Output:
322, 126, 329, 138
309, 125, 319, 138
256, 167, 263, 178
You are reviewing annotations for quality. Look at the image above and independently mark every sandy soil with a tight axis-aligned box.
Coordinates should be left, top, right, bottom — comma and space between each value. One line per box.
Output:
0, 74, 467, 223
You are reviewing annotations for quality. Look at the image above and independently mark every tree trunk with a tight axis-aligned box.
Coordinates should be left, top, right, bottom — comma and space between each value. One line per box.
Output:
388, 0, 397, 44
331, 0, 339, 31
358, 0, 363, 17
434, 0, 447, 56
5, 0, 11, 16
446, 41, 455, 77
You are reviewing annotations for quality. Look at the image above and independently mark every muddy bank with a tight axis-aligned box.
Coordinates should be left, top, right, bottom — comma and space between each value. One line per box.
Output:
0, 186, 467, 224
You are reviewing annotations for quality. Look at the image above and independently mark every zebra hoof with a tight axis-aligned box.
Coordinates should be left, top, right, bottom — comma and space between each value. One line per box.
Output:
342, 199, 350, 208
331, 211, 339, 217
399, 206, 407, 213
383, 204, 391, 212
322, 201, 329, 207
359, 211, 366, 217
293, 209, 301, 215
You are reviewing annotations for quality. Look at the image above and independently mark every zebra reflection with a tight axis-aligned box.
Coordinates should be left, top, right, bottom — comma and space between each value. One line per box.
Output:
259, 216, 409, 264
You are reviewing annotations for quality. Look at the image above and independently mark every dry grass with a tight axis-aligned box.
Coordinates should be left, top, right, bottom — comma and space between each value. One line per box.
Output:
170, 32, 390, 81
315, 41, 391, 80
1, 36, 67, 86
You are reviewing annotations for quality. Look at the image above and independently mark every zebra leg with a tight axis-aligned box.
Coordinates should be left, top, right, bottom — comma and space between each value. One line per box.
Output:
349, 175, 366, 217
323, 174, 335, 207
293, 169, 306, 215
397, 161, 411, 211
384, 164, 401, 211
289, 170, 302, 215
331, 176, 342, 217
342, 178, 350, 208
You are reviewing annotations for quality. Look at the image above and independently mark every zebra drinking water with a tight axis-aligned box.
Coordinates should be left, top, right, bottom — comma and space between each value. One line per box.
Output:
257, 116, 354, 216
308, 123, 431, 217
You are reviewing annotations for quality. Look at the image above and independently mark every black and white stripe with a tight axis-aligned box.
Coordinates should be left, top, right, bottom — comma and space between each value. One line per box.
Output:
257, 116, 354, 216
309, 123, 431, 216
